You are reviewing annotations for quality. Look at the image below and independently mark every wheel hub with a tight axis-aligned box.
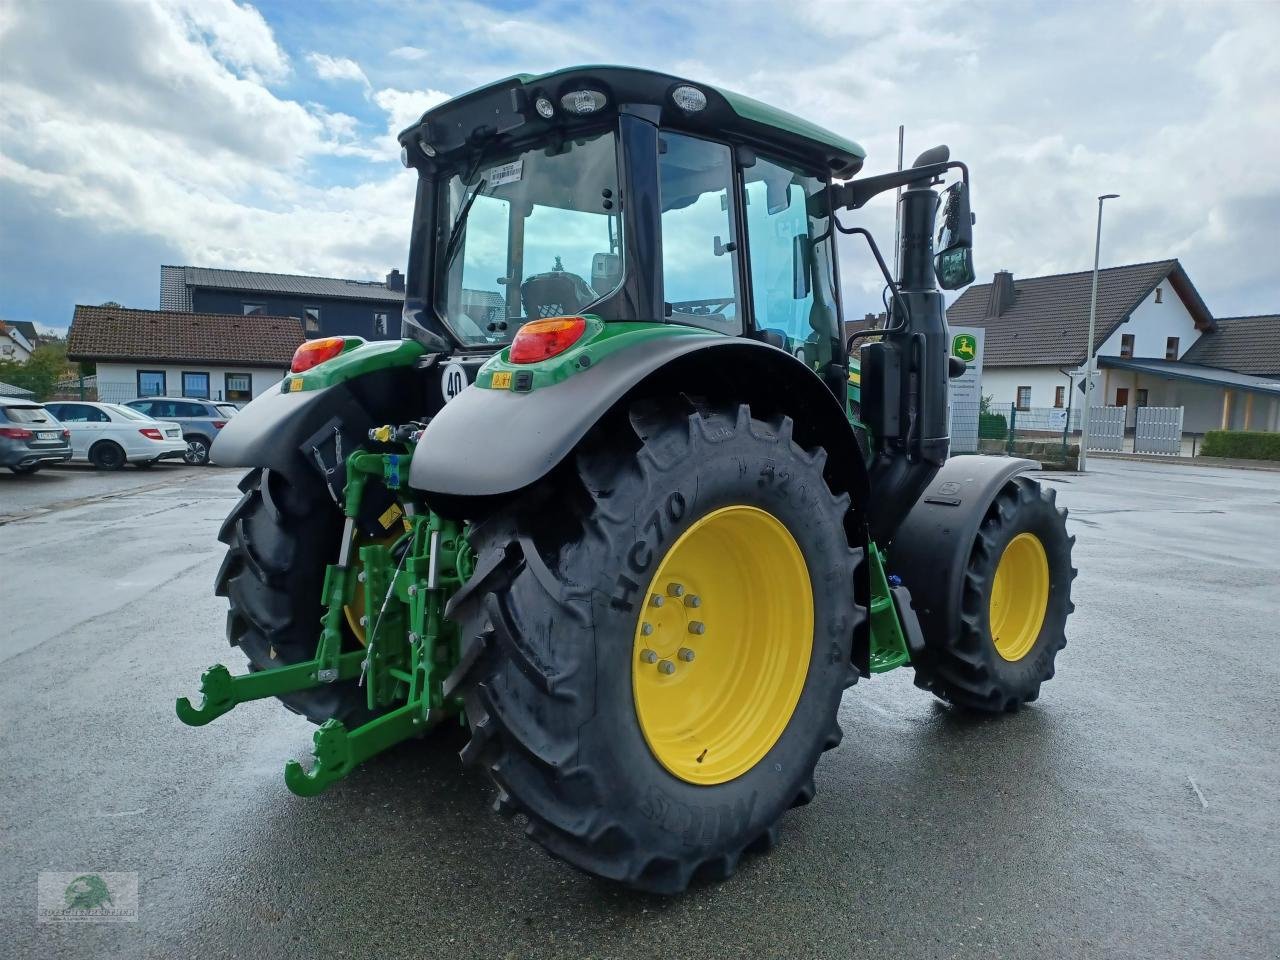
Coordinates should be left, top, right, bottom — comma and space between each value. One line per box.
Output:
631, 505, 813, 785
989, 532, 1050, 662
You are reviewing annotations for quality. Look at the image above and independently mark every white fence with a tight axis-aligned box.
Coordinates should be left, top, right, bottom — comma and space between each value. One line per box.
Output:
1084, 406, 1125, 452
1134, 406, 1184, 455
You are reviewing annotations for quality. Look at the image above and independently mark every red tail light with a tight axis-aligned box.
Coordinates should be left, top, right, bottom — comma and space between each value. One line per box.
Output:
509, 316, 588, 364
212, 420, 227, 429
291, 336, 347, 373
139, 427, 164, 440
0, 426, 33, 440
62, 429, 71, 439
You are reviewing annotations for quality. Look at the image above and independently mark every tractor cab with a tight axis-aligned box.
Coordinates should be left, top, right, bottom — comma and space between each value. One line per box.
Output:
397, 66, 865, 396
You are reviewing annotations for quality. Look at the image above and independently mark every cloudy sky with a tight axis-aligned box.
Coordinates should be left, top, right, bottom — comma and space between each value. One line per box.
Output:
2, 0, 1277, 333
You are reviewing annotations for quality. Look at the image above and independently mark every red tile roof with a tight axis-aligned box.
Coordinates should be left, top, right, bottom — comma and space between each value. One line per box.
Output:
67, 305, 304, 367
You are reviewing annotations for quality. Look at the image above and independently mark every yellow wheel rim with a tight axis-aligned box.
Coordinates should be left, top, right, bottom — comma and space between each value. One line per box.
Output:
989, 532, 1050, 662
631, 505, 813, 785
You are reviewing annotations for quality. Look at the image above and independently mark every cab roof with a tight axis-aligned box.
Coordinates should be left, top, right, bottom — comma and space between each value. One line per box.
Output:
399, 65, 866, 178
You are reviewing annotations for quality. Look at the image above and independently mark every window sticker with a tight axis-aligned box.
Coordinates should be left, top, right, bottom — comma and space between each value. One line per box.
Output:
486, 160, 523, 188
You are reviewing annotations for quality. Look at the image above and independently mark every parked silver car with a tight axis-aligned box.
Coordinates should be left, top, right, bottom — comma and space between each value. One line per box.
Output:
123, 396, 231, 465
0, 399, 72, 473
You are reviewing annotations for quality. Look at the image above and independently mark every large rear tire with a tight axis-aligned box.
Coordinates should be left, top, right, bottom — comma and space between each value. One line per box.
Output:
446, 402, 864, 893
910, 476, 1075, 711
214, 467, 376, 726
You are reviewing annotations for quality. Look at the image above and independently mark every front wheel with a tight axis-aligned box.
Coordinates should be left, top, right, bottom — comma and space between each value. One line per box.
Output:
447, 402, 863, 893
910, 476, 1075, 711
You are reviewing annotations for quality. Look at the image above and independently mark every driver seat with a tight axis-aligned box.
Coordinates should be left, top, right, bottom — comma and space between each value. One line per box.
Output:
520, 264, 596, 320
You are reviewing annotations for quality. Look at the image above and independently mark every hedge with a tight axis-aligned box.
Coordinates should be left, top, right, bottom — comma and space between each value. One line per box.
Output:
979, 412, 1008, 439
1200, 430, 1280, 461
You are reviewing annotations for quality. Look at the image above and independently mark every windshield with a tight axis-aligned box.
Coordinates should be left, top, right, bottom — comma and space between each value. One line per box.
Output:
3, 405, 52, 423
436, 130, 623, 346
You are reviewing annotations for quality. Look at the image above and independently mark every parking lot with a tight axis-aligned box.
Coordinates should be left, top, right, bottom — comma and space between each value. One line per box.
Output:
2, 458, 1277, 960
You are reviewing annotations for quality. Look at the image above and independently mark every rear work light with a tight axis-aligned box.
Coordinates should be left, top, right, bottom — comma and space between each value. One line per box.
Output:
139, 427, 164, 440
291, 336, 347, 373
0, 426, 33, 439
509, 316, 588, 364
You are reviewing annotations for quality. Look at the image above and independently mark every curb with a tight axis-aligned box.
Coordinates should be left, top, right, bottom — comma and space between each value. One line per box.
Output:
1089, 452, 1280, 472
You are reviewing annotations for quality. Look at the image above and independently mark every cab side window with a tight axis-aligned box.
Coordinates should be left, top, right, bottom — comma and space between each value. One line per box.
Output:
659, 133, 741, 335
742, 156, 838, 371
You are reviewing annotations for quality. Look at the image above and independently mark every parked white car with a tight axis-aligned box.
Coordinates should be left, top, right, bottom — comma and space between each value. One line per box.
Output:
43, 401, 188, 470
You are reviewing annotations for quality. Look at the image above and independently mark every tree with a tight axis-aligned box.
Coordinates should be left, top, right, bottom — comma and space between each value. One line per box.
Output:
0, 340, 77, 400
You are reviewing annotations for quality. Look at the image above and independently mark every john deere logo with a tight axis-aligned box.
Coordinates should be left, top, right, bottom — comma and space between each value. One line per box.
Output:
65, 875, 113, 910
952, 333, 977, 363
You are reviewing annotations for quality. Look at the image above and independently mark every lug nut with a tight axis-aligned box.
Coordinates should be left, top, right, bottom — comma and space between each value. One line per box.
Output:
639, 649, 658, 664
359, 615, 368, 626
407, 584, 417, 597
678, 647, 695, 662
357, 571, 367, 583
658, 660, 676, 674
688, 621, 706, 635
666, 583, 685, 597
649, 594, 664, 607
684, 595, 701, 608
640, 622, 654, 636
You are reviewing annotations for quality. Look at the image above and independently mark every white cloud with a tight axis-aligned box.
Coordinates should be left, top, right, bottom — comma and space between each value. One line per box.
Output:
373, 88, 450, 141
2, 0, 1278, 332
307, 52, 370, 88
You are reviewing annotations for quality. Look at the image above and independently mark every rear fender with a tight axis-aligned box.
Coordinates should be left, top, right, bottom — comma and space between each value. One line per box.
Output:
211, 340, 432, 480
409, 336, 869, 506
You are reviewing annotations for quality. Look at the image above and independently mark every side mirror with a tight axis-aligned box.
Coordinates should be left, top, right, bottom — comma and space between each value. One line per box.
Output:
934, 181, 976, 290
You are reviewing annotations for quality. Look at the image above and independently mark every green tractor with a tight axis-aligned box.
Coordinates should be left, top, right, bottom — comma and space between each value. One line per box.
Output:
178, 66, 1074, 893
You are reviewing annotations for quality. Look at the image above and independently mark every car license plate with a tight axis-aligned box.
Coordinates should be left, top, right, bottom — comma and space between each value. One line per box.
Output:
38, 431, 58, 440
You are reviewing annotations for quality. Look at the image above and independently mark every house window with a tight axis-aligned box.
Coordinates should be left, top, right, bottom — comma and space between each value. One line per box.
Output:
182, 371, 210, 399
225, 373, 252, 403
1155, 287, 1163, 303
1136, 389, 1149, 407
304, 306, 321, 333
1166, 336, 1179, 360
1120, 334, 1135, 358
373, 312, 388, 336
1016, 386, 1032, 410
243, 302, 266, 316
137, 370, 166, 397
1054, 386, 1065, 408
1115, 387, 1130, 407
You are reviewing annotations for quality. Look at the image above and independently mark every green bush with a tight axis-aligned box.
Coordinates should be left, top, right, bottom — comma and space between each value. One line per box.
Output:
979, 412, 1008, 439
1200, 430, 1280, 461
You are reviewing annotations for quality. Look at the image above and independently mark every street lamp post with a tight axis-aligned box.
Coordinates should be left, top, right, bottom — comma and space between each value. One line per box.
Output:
1078, 193, 1119, 472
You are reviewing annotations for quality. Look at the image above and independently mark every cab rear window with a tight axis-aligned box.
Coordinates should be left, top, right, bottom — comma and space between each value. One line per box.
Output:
2, 405, 52, 423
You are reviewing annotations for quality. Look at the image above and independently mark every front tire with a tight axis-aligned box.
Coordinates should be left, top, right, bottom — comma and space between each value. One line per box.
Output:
447, 402, 863, 893
910, 476, 1075, 711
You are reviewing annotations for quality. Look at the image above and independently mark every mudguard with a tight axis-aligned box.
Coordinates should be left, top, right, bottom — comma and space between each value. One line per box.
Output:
886, 454, 1036, 647
212, 343, 429, 478
409, 334, 868, 503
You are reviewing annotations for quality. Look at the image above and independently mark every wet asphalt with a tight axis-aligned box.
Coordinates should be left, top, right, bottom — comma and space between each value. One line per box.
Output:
1, 458, 1277, 960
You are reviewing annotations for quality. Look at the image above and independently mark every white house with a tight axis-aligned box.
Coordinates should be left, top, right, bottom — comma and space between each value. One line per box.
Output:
1, 321, 35, 363
946, 261, 1280, 434
66, 305, 303, 407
